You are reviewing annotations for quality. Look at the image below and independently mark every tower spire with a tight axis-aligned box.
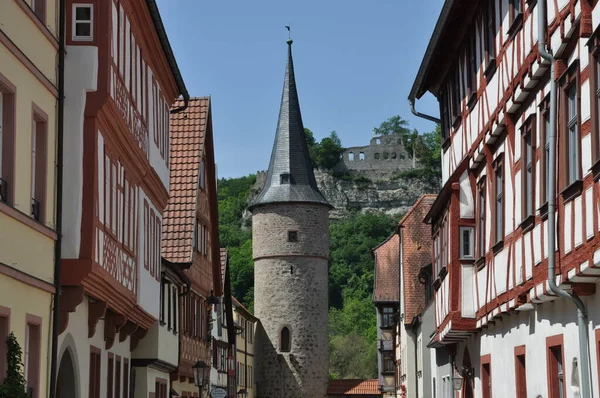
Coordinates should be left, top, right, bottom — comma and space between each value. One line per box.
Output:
249, 39, 331, 210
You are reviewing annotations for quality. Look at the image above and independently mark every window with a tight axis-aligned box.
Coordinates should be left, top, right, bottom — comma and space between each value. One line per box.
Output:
593, 46, 600, 163
566, 85, 579, 185
122, 177, 136, 253
382, 307, 394, 328
477, 179, 486, 259
514, 347, 527, 398
484, 0, 496, 66
115, 356, 121, 398
280, 327, 291, 352
547, 338, 565, 398
348, 152, 355, 161
247, 320, 253, 343
123, 358, 129, 398
167, 280, 172, 330
204, 225, 209, 256
383, 351, 394, 373
0, 79, 16, 205
522, 116, 536, 221
72, 4, 93, 41
460, 227, 474, 259
107, 354, 114, 398
359, 152, 365, 160
24, 320, 40, 398
451, 68, 461, 121
467, 28, 477, 101
0, 310, 8, 381
287, 230, 298, 242
89, 347, 101, 398
280, 173, 290, 184
195, 219, 203, 252
493, 157, 504, 245
199, 160, 205, 189
31, 0, 46, 23
172, 285, 177, 334
509, 0, 523, 27
159, 278, 165, 324
155, 380, 167, 398
481, 356, 491, 398
540, 97, 551, 204
30, 110, 44, 220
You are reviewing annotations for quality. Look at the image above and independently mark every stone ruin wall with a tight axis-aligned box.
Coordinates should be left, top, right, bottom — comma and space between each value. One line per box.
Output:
334, 135, 418, 173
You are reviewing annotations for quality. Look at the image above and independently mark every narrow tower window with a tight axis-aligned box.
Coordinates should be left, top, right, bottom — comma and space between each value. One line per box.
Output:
280, 173, 290, 184
280, 327, 291, 352
287, 231, 298, 242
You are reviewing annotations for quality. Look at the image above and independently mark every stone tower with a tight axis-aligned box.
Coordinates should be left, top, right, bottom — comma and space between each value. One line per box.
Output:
249, 39, 332, 398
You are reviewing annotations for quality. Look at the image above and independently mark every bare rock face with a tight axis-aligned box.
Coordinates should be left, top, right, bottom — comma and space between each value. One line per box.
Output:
243, 169, 440, 223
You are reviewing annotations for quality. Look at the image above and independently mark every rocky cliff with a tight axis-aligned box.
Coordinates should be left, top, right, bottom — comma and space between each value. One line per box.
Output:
244, 169, 441, 220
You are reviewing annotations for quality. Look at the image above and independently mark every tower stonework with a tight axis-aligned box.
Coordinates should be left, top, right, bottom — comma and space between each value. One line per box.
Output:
249, 39, 331, 398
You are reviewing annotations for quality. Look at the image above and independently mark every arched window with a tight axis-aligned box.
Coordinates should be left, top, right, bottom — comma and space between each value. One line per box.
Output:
383, 152, 389, 160
374, 153, 381, 160
348, 152, 355, 161
359, 152, 365, 160
280, 327, 291, 352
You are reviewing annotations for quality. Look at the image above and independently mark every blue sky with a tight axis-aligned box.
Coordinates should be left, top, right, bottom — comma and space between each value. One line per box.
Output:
156, 0, 444, 178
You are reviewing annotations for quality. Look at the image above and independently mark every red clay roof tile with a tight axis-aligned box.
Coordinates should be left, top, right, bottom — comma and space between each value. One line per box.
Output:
327, 379, 381, 395
162, 97, 210, 263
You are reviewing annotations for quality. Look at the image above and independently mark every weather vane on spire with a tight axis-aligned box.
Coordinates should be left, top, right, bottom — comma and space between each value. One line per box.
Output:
285, 25, 292, 42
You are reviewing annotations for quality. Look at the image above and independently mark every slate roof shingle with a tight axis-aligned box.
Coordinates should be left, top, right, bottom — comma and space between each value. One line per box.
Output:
162, 97, 210, 263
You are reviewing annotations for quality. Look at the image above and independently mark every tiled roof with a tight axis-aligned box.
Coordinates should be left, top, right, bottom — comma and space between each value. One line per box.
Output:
232, 296, 257, 321
400, 194, 436, 325
373, 234, 400, 303
327, 379, 381, 395
162, 97, 210, 263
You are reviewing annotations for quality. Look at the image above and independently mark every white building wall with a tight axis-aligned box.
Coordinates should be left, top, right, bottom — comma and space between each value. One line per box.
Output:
62, 45, 98, 258
57, 296, 132, 398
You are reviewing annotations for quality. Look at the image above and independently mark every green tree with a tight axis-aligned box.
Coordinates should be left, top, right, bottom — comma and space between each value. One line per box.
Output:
0, 332, 28, 398
329, 332, 377, 379
304, 128, 319, 167
315, 131, 344, 170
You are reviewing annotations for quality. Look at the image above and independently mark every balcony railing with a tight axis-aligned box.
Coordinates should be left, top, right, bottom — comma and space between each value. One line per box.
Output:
0, 178, 8, 203
31, 198, 40, 221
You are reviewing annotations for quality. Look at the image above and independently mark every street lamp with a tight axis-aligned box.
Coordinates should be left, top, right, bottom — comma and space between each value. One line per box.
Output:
452, 373, 463, 391
193, 360, 210, 398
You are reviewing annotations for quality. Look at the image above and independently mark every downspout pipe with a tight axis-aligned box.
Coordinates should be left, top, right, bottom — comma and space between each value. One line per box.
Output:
538, 2, 592, 397
49, 0, 66, 395
408, 97, 441, 124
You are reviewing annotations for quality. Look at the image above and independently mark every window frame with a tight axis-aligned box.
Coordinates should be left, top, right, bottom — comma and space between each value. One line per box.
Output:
31, 104, 48, 223
492, 155, 504, 249
540, 96, 551, 209
72, 4, 94, 42
590, 36, 600, 178
30, 0, 46, 24
484, 0, 497, 76
0, 74, 16, 206
381, 306, 394, 328
507, 0, 524, 36
481, 354, 492, 398
514, 346, 527, 398
559, 60, 582, 200
477, 177, 486, 263
24, 315, 41, 398
521, 115, 536, 229
382, 351, 395, 373
459, 226, 474, 260
546, 334, 566, 398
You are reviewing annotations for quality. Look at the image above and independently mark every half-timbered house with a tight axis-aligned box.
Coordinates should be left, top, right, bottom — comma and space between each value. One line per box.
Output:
162, 97, 222, 398
410, 0, 600, 397
55, 0, 188, 397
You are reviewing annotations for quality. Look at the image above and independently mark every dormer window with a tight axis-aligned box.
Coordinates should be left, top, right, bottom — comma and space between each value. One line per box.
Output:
288, 231, 298, 242
280, 173, 291, 184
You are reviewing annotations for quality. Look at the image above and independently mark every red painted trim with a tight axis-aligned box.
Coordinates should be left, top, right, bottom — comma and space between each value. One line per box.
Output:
480, 354, 491, 398
0, 31, 57, 96
13, 0, 57, 48
0, 306, 10, 382
25, 315, 41, 398
514, 345, 527, 398
0, 262, 55, 293
546, 334, 566, 398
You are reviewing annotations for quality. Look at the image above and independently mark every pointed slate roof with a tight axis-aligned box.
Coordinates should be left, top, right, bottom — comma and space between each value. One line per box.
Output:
249, 39, 331, 210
